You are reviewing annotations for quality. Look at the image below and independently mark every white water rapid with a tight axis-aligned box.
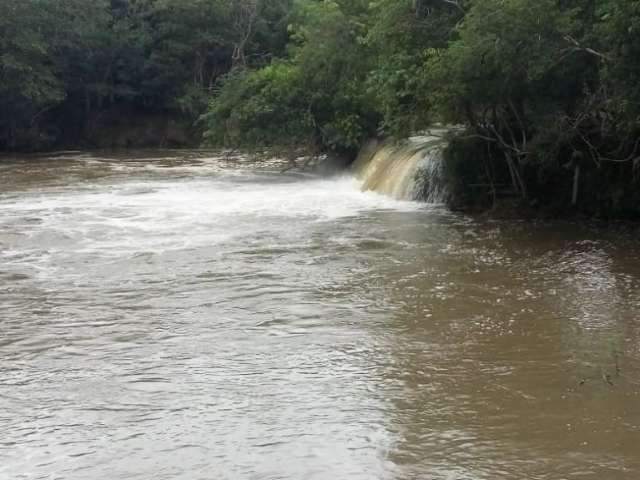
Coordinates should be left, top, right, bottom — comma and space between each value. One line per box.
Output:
2, 151, 640, 480
351, 130, 449, 202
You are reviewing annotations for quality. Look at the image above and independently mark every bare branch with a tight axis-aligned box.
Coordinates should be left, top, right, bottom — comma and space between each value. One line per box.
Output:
563, 35, 610, 61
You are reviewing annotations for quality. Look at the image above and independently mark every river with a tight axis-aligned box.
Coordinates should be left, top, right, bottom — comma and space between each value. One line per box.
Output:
1, 151, 639, 479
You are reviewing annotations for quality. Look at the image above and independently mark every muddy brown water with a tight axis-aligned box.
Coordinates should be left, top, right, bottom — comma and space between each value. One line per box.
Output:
1, 151, 639, 479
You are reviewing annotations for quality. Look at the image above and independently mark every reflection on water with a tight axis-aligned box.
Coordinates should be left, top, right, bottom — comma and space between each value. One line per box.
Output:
1, 151, 639, 479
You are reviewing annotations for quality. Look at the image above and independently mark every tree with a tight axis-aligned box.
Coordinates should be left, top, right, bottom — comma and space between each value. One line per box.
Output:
0, 1, 65, 149
205, 0, 378, 153
365, 0, 464, 136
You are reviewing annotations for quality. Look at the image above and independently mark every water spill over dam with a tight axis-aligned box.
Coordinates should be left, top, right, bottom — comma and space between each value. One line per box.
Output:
352, 132, 449, 202
1, 151, 639, 479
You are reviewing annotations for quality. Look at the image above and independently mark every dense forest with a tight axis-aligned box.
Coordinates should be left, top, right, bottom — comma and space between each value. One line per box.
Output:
2, 0, 640, 216
0, 0, 292, 150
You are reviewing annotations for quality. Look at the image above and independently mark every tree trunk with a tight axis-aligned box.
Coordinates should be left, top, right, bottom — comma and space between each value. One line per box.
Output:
506, 153, 527, 199
572, 165, 581, 206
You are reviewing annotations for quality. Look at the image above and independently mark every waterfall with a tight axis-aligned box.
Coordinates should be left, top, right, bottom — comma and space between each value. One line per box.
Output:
351, 130, 449, 203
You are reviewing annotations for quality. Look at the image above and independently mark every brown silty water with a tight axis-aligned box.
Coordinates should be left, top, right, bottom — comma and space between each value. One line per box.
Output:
1, 150, 639, 479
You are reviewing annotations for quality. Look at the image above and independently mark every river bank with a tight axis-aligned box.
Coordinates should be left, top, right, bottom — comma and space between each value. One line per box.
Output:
347, 132, 640, 221
3, 131, 640, 222
3, 110, 199, 153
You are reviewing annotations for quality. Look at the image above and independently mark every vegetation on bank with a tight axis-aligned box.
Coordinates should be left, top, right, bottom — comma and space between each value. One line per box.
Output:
205, 0, 640, 218
2, 0, 640, 217
0, 0, 292, 150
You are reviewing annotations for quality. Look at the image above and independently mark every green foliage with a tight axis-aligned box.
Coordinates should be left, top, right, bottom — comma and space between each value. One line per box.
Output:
364, 0, 463, 136
204, 0, 379, 153
3, 0, 640, 216
0, 0, 292, 150
204, 62, 312, 146
200, 0, 640, 216
0, 1, 64, 148
418, 0, 640, 215
441, 132, 496, 210
429, 0, 579, 118
597, 0, 640, 134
